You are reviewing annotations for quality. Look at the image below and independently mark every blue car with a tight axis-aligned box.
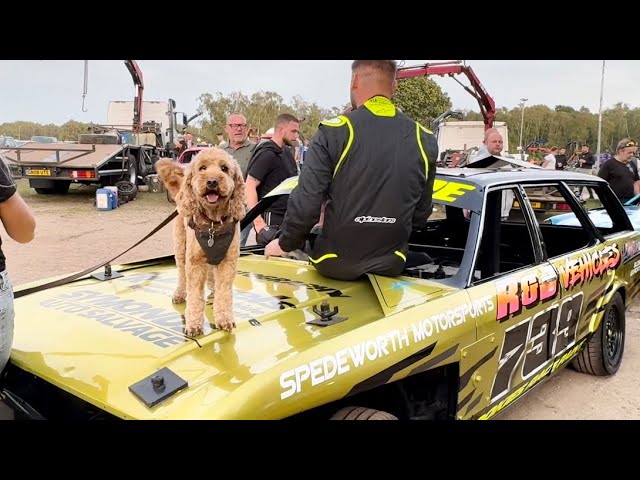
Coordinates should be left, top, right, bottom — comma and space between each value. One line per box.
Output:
548, 193, 640, 230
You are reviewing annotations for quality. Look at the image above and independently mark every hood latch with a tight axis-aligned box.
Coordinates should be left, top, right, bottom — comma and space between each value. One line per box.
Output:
307, 300, 348, 327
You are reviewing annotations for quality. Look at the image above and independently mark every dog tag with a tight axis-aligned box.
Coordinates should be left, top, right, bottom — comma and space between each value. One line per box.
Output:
208, 234, 215, 248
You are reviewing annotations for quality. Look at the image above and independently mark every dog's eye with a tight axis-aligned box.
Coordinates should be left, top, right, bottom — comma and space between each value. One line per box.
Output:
221, 165, 229, 173
199, 165, 207, 172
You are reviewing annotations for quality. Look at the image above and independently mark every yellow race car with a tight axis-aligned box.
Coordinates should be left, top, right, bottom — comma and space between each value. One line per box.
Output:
2, 158, 639, 420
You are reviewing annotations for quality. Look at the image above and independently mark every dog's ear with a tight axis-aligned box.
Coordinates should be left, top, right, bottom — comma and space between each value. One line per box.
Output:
156, 158, 185, 199
177, 164, 197, 218
230, 158, 246, 222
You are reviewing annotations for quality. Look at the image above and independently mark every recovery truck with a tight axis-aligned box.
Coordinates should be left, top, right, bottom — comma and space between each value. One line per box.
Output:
3, 60, 195, 194
396, 60, 570, 215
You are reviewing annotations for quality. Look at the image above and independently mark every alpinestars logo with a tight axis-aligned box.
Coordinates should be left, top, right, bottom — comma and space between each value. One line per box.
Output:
354, 216, 397, 224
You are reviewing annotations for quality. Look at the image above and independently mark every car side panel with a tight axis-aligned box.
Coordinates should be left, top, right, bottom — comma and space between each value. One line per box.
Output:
457, 263, 568, 420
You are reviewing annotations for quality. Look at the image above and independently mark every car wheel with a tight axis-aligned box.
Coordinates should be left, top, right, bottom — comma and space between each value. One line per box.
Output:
572, 291, 625, 376
330, 406, 398, 420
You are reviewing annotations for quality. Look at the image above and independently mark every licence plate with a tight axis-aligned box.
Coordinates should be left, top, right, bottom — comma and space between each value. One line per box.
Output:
514, 200, 542, 209
25, 168, 51, 176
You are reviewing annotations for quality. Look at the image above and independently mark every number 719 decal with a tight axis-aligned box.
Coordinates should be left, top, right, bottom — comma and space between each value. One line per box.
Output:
491, 292, 584, 402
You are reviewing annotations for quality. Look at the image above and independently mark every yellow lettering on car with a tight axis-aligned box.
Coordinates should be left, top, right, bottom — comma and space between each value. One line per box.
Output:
432, 180, 476, 202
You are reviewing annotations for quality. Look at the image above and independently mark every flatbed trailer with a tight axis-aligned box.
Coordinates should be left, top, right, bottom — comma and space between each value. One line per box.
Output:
2, 138, 158, 194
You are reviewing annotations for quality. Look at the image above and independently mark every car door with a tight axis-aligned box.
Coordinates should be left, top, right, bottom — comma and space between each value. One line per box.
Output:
455, 184, 568, 420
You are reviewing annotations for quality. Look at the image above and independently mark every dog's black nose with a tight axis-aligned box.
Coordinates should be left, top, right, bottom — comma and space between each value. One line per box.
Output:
207, 179, 218, 189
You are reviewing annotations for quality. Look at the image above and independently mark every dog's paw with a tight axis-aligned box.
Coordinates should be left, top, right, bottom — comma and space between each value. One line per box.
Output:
215, 314, 236, 332
184, 322, 204, 337
172, 290, 186, 304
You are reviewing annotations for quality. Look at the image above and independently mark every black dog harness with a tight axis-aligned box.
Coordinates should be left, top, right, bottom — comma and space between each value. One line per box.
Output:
188, 217, 238, 265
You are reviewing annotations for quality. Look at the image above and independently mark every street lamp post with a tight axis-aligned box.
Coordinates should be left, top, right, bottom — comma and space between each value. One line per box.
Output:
596, 60, 606, 170
519, 98, 528, 160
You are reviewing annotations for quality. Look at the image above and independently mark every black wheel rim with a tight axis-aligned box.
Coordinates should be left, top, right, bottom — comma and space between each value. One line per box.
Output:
605, 305, 622, 364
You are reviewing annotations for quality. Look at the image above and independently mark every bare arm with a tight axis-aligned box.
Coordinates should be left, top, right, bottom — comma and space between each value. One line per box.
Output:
0, 192, 36, 243
245, 175, 266, 232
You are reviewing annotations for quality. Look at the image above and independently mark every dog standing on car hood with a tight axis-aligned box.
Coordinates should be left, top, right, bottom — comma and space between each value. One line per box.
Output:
156, 148, 246, 335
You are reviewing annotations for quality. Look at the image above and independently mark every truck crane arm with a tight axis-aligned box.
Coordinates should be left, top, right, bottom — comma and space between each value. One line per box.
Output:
396, 60, 496, 130
124, 60, 144, 133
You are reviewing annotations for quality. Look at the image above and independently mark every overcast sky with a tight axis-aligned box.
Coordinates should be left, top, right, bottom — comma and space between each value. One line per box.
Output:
0, 60, 637, 127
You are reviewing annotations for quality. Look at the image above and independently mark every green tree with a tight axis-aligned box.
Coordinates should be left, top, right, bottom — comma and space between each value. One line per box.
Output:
393, 77, 452, 127
59, 120, 91, 142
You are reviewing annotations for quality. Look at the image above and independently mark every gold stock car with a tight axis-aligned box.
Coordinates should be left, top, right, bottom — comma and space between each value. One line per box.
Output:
2, 158, 639, 420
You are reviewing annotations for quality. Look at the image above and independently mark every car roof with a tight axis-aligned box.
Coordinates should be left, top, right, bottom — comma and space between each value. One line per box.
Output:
437, 166, 605, 189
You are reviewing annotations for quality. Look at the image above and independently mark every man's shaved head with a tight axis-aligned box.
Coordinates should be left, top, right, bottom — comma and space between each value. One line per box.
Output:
350, 60, 398, 109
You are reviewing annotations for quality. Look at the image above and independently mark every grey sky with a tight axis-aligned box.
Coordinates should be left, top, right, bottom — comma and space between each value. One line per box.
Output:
0, 60, 638, 126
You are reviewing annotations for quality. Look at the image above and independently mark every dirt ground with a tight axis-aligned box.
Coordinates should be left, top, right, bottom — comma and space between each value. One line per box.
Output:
4, 179, 640, 420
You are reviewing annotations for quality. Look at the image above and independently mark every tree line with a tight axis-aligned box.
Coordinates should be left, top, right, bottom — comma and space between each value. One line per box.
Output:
1, 77, 638, 155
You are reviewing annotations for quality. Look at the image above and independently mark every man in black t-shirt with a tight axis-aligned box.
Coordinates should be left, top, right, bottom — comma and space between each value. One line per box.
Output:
598, 138, 639, 202
245, 113, 300, 246
578, 144, 595, 170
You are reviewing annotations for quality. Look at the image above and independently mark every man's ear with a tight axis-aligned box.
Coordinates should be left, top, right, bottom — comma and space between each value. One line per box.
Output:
391, 79, 398, 96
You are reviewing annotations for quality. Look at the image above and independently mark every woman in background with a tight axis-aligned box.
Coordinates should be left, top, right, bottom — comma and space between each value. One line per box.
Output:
0, 156, 36, 376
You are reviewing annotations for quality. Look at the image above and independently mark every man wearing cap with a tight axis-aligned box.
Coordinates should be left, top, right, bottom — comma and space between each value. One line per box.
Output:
598, 138, 639, 202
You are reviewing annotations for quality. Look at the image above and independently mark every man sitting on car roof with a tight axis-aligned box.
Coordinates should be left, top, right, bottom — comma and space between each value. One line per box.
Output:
264, 60, 438, 281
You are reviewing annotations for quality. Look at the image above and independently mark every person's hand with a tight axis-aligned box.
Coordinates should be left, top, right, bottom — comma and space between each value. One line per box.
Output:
253, 217, 266, 233
264, 239, 285, 259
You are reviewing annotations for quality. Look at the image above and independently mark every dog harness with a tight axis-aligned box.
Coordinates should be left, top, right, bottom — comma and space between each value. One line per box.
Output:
188, 217, 238, 265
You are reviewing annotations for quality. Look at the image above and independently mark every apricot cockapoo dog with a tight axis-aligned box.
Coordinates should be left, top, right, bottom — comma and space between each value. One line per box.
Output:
156, 148, 246, 336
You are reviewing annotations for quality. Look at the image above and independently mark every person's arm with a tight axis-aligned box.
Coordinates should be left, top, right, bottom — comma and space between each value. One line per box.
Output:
278, 128, 337, 252
597, 161, 610, 181
0, 160, 36, 244
244, 176, 266, 232
412, 125, 438, 230
245, 151, 274, 232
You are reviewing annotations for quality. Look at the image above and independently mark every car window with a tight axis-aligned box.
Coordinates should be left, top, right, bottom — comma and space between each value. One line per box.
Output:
405, 202, 474, 284
471, 187, 538, 284
181, 150, 198, 164
521, 184, 596, 259
550, 182, 633, 237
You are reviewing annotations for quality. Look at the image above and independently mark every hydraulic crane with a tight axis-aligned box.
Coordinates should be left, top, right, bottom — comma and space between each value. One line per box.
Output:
396, 60, 496, 130
124, 60, 144, 134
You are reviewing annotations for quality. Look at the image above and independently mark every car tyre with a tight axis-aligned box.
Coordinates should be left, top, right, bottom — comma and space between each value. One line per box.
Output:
330, 406, 398, 420
572, 291, 625, 376
115, 180, 138, 202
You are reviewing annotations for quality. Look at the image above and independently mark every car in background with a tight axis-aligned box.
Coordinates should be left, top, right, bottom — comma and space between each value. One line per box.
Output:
548, 191, 640, 231
30, 136, 58, 143
0, 136, 18, 149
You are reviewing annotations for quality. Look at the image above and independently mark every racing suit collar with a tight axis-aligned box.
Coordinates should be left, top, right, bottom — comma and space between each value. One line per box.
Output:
363, 95, 396, 117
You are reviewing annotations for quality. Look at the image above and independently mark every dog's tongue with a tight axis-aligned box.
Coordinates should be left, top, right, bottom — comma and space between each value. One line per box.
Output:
206, 193, 219, 203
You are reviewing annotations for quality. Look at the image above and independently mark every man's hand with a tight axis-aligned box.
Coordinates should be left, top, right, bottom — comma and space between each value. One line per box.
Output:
253, 216, 266, 233
264, 239, 286, 258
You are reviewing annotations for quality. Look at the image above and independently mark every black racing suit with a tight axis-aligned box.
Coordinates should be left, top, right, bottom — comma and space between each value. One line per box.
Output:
278, 95, 438, 281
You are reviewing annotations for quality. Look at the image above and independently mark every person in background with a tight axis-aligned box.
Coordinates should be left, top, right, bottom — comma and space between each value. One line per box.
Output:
555, 147, 567, 170
598, 138, 639, 203
0, 156, 37, 376
219, 113, 255, 247
245, 114, 300, 247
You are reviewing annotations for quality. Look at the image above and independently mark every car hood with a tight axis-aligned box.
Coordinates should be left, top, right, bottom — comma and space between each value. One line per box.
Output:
11, 254, 457, 419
